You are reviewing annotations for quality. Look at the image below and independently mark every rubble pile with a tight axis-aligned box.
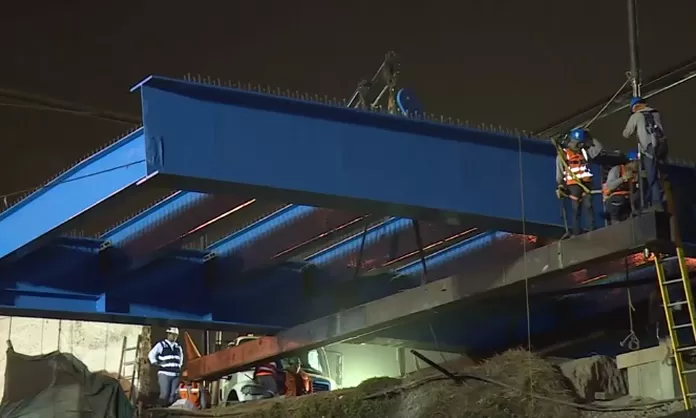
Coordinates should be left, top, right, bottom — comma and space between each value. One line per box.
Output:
146, 349, 685, 418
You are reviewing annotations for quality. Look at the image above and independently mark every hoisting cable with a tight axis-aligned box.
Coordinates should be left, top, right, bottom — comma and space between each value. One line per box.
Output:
620, 256, 641, 351
552, 73, 632, 205
518, 132, 535, 413
351, 216, 371, 281
583, 73, 632, 129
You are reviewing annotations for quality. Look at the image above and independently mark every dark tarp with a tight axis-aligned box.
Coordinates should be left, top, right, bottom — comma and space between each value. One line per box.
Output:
0, 344, 135, 418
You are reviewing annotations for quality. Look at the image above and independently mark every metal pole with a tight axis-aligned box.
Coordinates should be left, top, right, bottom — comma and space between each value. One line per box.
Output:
627, 0, 641, 97
627, 0, 645, 210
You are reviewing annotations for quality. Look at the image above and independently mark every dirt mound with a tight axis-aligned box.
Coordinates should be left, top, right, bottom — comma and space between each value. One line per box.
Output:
559, 356, 627, 402
395, 349, 580, 418
148, 349, 584, 418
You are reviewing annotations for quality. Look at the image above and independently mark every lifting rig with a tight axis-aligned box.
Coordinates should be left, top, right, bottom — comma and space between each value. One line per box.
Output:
182, 52, 432, 390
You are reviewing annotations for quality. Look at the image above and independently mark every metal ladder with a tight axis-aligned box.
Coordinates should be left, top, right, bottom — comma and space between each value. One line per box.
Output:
653, 179, 696, 410
118, 335, 143, 403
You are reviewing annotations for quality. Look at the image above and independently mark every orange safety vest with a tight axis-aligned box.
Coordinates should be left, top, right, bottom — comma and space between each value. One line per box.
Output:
284, 371, 313, 397
179, 382, 203, 407
255, 363, 278, 377
563, 149, 593, 185
602, 165, 636, 198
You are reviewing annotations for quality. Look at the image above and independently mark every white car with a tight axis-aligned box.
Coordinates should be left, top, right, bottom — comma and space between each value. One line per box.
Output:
219, 335, 340, 404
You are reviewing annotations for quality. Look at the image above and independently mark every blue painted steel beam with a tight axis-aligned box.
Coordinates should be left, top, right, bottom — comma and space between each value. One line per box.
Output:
101, 190, 254, 262
133, 75, 696, 241
0, 286, 284, 331
304, 217, 410, 267
208, 205, 319, 258
0, 129, 148, 261
395, 231, 509, 277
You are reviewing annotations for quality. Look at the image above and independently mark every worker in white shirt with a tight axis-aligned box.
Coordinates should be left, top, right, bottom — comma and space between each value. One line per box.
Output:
148, 326, 184, 406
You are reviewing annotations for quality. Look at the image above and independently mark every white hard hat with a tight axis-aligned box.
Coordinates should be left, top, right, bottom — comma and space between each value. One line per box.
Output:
166, 327, 180, 335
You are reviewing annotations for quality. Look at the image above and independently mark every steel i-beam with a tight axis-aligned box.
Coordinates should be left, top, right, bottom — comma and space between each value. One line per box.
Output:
0, 129, 148, 261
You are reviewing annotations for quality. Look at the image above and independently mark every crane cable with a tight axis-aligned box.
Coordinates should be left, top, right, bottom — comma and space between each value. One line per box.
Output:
583, 73, 632, 130
620, 256, 641, 351
552, 73, 633, 199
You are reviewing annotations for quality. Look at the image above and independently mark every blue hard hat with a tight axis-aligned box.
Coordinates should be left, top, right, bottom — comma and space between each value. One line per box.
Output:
626, 150, 639, 161
569, 128, 589, 142
630, 97, 644, 108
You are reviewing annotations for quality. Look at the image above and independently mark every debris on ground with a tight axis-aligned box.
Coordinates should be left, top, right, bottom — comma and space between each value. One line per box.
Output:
559, 355, 628, 402
146, 349, 685, 418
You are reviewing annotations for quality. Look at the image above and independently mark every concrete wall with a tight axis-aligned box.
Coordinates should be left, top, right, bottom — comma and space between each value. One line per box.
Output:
0, 316, 144, 396
327, 343, 463, 388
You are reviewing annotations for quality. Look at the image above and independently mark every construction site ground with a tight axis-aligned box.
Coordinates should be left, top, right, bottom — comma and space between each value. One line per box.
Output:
147, 349, 690, 418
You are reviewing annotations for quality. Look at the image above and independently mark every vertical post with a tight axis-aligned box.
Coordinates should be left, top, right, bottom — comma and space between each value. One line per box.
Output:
627, 0, 645, 210
627, 0, 641, 97
203, 330, 210, 355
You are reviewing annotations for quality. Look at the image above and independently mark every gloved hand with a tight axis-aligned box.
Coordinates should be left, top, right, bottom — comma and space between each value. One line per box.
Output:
622, 169, 634, 182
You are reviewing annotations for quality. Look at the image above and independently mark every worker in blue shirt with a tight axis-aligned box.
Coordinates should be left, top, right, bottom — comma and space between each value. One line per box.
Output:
622, 97, 667, 211
148, 326, 184, 406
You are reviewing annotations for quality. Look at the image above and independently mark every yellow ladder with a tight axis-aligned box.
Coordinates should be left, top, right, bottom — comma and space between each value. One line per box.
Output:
654, 179, 696, 410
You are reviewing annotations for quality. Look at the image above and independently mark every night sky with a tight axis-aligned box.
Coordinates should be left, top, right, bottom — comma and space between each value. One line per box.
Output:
1, 0, 695, 201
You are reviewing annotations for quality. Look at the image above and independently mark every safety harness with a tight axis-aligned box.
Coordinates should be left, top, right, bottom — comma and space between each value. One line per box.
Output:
552, 138, 592, 196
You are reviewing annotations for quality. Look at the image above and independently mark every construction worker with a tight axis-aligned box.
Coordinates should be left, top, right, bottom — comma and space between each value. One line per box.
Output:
283, 357, 313, 397
622, 97, 667, 211
148, 326, 184, 407
602, 151, 640, 224
555, 128, 603, 236
253, 359, 282, 396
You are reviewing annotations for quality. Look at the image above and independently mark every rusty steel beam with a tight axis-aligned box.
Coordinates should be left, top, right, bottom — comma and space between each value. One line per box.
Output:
186, 212, 670, 380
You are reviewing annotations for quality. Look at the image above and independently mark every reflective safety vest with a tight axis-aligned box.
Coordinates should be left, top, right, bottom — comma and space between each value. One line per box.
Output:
179, 382, 203, 408
602, 165, 636, 198
156, 340, 182, 376
254, 363, 278, 377
284, 370, 313, 397
563, 149, 593, 185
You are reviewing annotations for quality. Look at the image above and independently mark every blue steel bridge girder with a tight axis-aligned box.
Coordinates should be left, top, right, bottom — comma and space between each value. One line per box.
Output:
101, 190, 256, 263
0, 129, 148, 263
133, 76, 696, 243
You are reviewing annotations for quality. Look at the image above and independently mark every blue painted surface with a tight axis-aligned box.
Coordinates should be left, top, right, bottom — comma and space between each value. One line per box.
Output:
397, 88, 425, 116
305, 217, 409, 266
134, 76, 585, 237
0, 129, 148, 260
396, 231, 508, 276
208, 204, 317, 257
134, 76, 696, 241
103, 190, 205, 246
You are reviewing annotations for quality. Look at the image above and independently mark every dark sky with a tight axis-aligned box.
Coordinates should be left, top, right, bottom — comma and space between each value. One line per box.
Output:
1, 0, 695, 200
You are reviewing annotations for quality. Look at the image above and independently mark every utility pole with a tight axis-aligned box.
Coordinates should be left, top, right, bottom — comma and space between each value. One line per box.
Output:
627, 0, 641, 97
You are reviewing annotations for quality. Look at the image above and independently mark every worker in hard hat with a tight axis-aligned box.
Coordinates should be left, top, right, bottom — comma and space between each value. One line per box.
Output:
253, 359, 282, 396
283, 357, 313, 397
602, 151, 640, 224
148, 326, 184, 407
622, 97, 667, 211
555, 128, 603, 236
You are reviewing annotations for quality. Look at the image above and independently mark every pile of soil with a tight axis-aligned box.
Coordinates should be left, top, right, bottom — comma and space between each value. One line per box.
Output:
146, 349, 683, 418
